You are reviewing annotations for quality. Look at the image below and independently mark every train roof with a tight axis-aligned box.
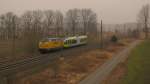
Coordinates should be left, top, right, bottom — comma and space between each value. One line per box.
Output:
41, 37, 61, 41
47, 38, 59, 40
78, 35, 87, 38
65, 36, 77, 40
64, 35, 87, 40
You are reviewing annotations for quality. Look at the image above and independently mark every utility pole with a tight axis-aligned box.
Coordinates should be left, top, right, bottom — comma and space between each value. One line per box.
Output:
100, 20, 103, 49
124, 24, 126, 38
144, 18, 148, 39
12, 16, 16, 61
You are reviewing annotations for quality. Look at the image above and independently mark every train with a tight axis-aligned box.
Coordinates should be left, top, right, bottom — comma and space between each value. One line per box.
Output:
38, 35, 88, 53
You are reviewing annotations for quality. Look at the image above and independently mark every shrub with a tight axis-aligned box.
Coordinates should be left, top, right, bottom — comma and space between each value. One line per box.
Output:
111, 35, 118, 43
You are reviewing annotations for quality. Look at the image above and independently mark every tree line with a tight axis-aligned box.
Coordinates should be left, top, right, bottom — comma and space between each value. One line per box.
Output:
0, 8, 97, 40
137, 4, 150, 39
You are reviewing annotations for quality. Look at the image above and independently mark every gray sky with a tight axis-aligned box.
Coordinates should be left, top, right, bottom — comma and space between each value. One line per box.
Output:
0, 0, 149, 24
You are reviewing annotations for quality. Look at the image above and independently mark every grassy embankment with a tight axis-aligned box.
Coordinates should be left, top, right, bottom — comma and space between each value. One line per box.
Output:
121, 40, 150, 84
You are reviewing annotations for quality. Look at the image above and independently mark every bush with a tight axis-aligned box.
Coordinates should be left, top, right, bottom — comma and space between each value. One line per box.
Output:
111, 35, 118, 43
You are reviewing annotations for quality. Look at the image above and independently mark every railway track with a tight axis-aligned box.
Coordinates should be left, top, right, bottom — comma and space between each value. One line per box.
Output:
0, 42, 99, 77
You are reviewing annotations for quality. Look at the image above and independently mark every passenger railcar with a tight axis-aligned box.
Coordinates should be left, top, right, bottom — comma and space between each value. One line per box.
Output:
63, 35, 87, 48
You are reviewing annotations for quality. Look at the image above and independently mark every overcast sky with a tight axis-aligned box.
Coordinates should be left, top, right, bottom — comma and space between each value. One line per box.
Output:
0, 0, 149, 24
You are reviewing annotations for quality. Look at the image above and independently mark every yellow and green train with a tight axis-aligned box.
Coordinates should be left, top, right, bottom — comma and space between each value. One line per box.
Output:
39, 35, 87, 53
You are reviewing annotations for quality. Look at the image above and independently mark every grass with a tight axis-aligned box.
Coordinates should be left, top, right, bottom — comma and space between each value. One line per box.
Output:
121, 40, 150, 84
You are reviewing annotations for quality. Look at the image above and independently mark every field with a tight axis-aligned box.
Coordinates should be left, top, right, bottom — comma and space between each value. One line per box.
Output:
120, 40, 150, 84
102, 40, 150, 84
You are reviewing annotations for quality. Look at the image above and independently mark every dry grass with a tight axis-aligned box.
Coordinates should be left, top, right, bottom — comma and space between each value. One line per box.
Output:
16, 50, 113, 84
0, 40, 39, 63
15, 39, 131, 84
102, 62, 127, 84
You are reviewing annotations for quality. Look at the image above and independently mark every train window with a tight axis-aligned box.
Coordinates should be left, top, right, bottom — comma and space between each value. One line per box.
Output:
65, 39, 77, 45
70, 40, 72, 44
71, 40, 73, 44
72, 39, 77, 44
67, 40, 70, 44
67, 40, 69, 44
80, 38, 87, 42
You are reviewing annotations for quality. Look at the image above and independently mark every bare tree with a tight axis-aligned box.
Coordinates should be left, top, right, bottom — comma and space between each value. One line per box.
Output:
21, 11, 33, 35
43, 10, 55, 37
0, 14, 7, 40
65, 8, 97, 37
11, 14, 18, 59
0, 12, 18, 40
21, 10, 43, 53
55, 11, 64, 36
21, 11, 34, 53
81, 9, 94, 35
138, 4, 150, 39
32, 10, 43, 38
31, 10, 43, 53
66, 9, 80, 36
0, 12, 18, 59
88, 12, 97, 35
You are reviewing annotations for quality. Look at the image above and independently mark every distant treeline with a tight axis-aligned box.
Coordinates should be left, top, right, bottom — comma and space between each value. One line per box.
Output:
0, 8, 98, 40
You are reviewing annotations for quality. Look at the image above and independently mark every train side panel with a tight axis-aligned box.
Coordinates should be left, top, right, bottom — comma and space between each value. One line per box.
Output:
39, 38, 63, 52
